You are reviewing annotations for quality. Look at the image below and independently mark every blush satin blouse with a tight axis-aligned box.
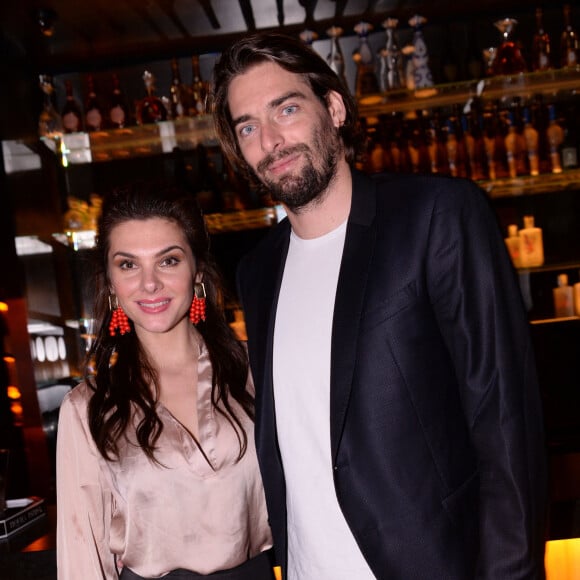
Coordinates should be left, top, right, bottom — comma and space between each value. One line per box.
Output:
56, 339, 273, 579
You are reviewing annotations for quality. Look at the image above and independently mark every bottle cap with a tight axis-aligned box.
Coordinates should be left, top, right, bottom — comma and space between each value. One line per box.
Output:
523, 215, 535, 228
558, 273, 569, 287
508, 224, 518, 237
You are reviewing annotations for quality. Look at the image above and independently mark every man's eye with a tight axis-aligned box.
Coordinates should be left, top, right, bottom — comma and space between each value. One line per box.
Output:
239, 125, 255, 138
282, 105, 297, 115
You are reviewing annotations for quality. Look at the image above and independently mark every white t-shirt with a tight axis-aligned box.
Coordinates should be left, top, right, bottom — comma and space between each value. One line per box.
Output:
273, 221, 375, 579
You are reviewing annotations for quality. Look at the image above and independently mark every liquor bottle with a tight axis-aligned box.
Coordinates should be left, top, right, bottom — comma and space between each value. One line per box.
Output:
553, 273, 574, 318
446, 107, 468, 178
504, 113, 519, 178
531, 95, 551, 174
169, 58, 186, 120
464, 110, 486, 181
409, 14, 434, 93
532, 8, 552, 71
189, 55, 208, 116
522, 107, 540, 176
425, 118, 439, 174
406, 113, 430, 174
519, 215, 544, 268
431, 109, 450, 175
367, 126, 387, 173
136, 70, 167, 124
352, 22, 380, 100
61, 79, 83, 133
492, 18, 527, 76
483, 110, 497, 180
504, 224, 522, 269
492, 105, 509, 179
561, 4, 579, 68
84, 75, 104, 132
546, 104, 564, 174
379, 18, 403, 92
38, 74, 63, 139
326, 26, 348, 86
445, 119, 459, 177
573, 271, 580, 316
560, 104, 579, 170
511, 99, 528, 176
108, 73, 130, 129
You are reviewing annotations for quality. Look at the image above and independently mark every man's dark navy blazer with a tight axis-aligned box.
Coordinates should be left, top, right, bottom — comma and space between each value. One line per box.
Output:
237, 170, 547, 579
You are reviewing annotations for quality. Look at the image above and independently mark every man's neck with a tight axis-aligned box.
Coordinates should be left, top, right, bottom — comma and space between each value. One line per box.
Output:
285, 161, 352, 240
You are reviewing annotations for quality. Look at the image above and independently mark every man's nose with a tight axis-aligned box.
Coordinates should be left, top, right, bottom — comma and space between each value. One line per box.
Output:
260, 121, 283, 153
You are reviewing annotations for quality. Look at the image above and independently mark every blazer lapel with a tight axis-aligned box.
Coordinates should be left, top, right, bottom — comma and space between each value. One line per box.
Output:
330, 171, 377, 462
251, 221, 291, 462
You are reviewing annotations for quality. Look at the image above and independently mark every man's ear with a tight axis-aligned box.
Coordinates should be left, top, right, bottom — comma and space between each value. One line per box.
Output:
326, 90, 347, 128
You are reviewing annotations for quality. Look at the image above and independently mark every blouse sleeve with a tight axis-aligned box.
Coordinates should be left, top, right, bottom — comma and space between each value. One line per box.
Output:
56, 387, 117, 580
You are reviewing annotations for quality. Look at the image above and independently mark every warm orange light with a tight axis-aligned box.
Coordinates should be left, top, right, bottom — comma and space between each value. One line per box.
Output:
3, 355, 15, 364
7, 386, 21, 400
545, 538, 580, 579
0, 302, 8, 312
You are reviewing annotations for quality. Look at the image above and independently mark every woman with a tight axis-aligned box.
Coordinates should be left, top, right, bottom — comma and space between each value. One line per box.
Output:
56, 181, 274, 579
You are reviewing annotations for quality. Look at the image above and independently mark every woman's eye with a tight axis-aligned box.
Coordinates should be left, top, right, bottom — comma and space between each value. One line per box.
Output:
119, 260, 135, 270
161, 256, 180, 267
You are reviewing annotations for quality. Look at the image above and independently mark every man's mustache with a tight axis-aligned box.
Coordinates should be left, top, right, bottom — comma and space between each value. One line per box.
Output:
257, 144, 310, 174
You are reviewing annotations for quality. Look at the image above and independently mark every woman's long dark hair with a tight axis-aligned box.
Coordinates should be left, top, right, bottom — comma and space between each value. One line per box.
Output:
210, 32, 364, 184
86, 181, 253, 462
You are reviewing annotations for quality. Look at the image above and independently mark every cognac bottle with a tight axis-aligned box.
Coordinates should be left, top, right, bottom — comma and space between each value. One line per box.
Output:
84, 74, 104, 132
169, 58, 187, 120
189, 55, 208, 116
532, 8, 552, 71
38, 74, 63, 139
61, 80, 83, 133
136, 71, 167, 124
561, 4, 579, 68
108, 73, 130, 129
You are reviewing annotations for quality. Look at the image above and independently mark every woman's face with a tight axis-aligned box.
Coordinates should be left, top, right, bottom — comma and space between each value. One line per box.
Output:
107, 217, 198, 338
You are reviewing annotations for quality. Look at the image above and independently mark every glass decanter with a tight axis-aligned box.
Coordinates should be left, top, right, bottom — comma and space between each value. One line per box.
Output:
352, 22, 379, 99
379, 18, 403, 92
408, 14, 435, 94
491, 18, 527, 76
38, 74, 63, 139
137, 70, 167, 124
326, 26, 347, 85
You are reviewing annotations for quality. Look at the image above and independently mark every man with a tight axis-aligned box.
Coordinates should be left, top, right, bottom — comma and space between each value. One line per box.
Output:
211, 32, 547, 579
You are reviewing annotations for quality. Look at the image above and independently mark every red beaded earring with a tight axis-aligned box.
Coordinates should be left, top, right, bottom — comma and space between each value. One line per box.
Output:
108, 295, 131, 336
189, 282, 206, 325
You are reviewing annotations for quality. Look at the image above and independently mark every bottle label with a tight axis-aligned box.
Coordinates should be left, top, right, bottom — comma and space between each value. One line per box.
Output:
63, 112, 80, 132
86, 109, 102, 130
110, 105, 126, 126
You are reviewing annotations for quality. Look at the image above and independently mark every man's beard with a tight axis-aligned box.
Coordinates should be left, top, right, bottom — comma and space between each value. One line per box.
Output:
252, 123, 342, 212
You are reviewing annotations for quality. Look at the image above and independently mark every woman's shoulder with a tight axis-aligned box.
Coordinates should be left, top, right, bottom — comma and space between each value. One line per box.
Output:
61, 380, 95, 411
